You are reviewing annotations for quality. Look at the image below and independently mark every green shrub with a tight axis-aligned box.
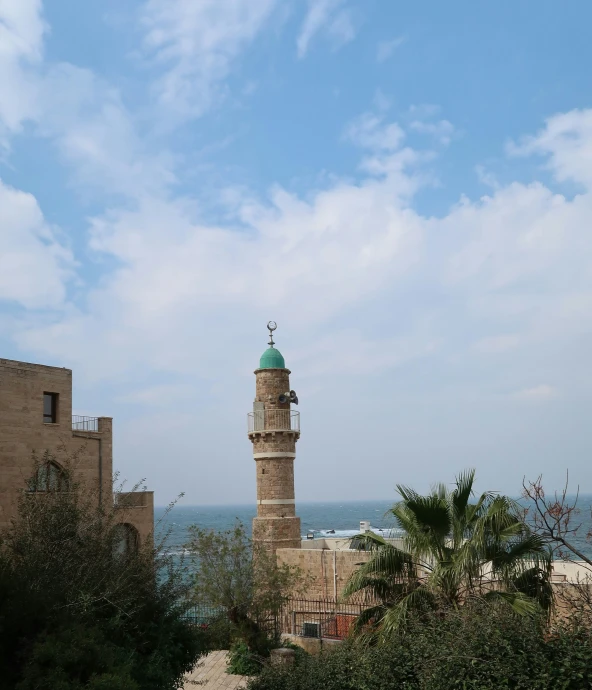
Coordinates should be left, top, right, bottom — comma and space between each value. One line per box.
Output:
545, 623, 592, 688
248, 601, 592, 690
227, 641, 264, 676
275, 640, 310, 665
15, 625, 138, 690
0, 451, 206, 690
247, 644, 357, 690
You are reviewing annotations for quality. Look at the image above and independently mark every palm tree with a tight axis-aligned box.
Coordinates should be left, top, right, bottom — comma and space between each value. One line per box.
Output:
343, 470, 552, 641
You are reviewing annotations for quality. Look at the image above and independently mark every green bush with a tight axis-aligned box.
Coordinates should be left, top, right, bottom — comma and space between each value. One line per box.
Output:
248, 601, 592, 690
0, 451, 206, 690
15, 625, 139, 690
227, 641, 264, 676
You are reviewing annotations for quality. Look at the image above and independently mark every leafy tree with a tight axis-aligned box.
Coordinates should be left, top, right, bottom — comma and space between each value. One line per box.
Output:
0, 449, 205, 690
343, 469, 552, 641
186, 520, 308, 655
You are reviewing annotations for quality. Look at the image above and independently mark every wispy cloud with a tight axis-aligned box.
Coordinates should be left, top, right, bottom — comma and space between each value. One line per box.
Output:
297, 0, 356, 58
409, 118, 455, 145
343, 111, 405, 151
508, 109, 592, 188
0, 0, 46, 145
140, 0, 278, 117
376, 36, 405, 63
0, 179, 74, 309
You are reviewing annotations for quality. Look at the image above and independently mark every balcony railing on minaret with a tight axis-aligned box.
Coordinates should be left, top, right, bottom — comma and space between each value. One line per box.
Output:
247, 409, 300, 433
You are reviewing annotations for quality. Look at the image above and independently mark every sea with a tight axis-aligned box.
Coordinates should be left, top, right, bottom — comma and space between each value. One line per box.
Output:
155, 497, 592, 560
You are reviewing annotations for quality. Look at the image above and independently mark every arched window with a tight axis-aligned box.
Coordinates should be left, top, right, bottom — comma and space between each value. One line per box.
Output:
28, 460, 68, 492
113, 523, 139, 557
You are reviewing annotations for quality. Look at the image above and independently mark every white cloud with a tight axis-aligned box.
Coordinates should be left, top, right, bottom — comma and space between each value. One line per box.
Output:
16, 166, 425, 380
140, 0, 277, 117
0, 0, 45, 61
509, 109, 592, 188
297, 0, 355, 58
0, 0, 46, 144
15, 106, 592, 396
376, 36, 405, 63
40, 64, 176, 199
410, 119, 455, 145
0, 179, 74, 309
475, 165, 500, 190
443, 182, 579, 290
344, 111, 405, 151
511, 385, 558, 402
0, 0, 590, 499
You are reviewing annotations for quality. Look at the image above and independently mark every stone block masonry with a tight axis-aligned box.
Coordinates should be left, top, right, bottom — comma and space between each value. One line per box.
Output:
248, 330, 301, 555
277, 547, 374, 600
0, 358, 153, 545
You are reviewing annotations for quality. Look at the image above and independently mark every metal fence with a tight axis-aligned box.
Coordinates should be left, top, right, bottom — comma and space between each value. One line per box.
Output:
247, 409, 300, 433
183, 598, 365, 641
182, 604, 223, 627
281, 598, 364, 640
72, 415, 99, 432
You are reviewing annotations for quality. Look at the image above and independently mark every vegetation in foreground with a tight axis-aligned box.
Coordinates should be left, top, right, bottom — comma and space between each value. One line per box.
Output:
186, 520, 308, 673
250, 469, 592, 688
247, 600, 592, 690
0, 450, 205, 690
343, 469, 553, 641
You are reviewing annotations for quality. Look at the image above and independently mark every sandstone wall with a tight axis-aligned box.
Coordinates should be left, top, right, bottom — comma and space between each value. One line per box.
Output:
277, 547, 374, 600
0, 358, 153, 544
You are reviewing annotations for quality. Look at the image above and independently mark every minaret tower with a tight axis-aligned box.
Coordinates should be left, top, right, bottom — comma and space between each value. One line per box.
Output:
248, 322, 301, 554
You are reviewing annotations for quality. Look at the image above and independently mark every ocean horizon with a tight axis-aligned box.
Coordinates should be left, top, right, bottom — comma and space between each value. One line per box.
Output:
155, 496, 592, 559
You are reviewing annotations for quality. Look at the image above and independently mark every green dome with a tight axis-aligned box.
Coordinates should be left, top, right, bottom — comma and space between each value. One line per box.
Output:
259, 347, 286, 369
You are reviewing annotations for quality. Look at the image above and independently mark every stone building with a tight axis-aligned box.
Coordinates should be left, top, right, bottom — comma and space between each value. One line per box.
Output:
248, 323, 301, 553
0, 357, 153, 546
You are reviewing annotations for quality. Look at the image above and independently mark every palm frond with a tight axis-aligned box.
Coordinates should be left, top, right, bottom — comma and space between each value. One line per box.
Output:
342, 544, 414, 600
341, 574, 407, 604
483, 590, 540, 616
380, 586, 438, 637
488, 533, 549, 572
511, 565, 554, 613
401, 495, 451, 539
451, 469, 476, 518
349, 531, 389, 551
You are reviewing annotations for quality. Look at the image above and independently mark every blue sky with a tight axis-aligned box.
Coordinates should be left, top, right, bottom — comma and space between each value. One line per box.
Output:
1, 0, 591, 505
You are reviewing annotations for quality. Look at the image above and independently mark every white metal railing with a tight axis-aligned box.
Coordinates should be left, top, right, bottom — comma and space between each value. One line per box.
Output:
247, 409, 300, 433
72, 415, 99, 432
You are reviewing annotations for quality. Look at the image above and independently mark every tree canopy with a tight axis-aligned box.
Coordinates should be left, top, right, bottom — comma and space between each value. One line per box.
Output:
343, 469, 553, 641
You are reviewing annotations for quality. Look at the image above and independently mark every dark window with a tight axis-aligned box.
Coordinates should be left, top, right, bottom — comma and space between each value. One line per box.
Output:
113, 523, 139, 557
43, 392, 58, 423
28, 461, 68, 492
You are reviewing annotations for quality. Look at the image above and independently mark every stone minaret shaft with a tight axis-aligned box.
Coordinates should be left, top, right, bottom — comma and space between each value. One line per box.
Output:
248, 329, 301, 554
